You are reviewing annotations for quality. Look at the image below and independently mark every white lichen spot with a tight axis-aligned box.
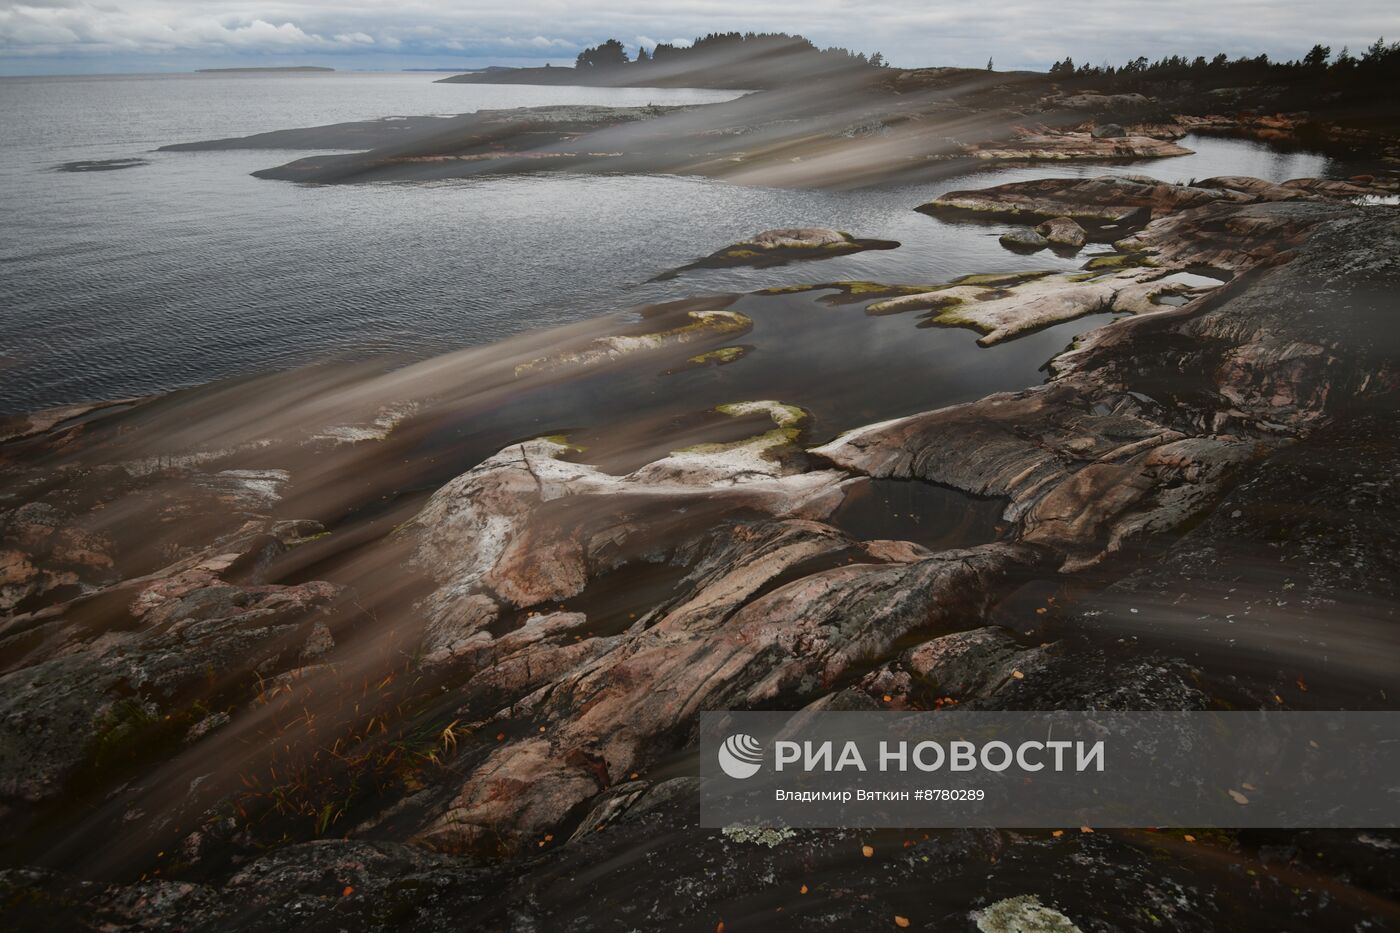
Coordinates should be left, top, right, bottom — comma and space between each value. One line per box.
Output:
974, 894, 1083, 933
721, 824, 798, 847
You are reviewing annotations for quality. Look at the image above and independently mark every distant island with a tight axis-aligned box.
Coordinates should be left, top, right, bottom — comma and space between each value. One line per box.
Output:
438, 32, 882, 89
196, 65, 334, 73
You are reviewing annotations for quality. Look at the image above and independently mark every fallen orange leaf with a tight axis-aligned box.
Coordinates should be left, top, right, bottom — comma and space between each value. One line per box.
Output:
895, 916, 911, 928
862, 844, 875, 857
342, 886, 354, 897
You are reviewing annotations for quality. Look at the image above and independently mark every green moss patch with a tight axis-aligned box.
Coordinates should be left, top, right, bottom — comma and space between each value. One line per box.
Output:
1083, 253, 1158, 271
75, 698, 208, 792
949, 269, 1056, 287
687, 346, 749, 366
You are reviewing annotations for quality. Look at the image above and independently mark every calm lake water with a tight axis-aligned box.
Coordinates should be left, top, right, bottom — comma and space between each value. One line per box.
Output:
0, 71, 1340, 415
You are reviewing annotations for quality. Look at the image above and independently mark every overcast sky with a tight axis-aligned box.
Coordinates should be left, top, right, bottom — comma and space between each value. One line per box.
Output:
1, 0, 1395, 75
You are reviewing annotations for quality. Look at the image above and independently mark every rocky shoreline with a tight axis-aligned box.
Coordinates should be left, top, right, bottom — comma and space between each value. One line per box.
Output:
5, 93, 1400, 928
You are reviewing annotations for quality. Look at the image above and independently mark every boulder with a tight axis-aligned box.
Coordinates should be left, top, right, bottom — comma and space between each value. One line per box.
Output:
1090, 122, 1125, 138
998, 229, 1049, 252
1036, 216, 1088, 249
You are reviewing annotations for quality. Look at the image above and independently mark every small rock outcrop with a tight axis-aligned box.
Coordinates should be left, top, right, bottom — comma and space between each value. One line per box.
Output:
921, 174, 1251, 225
656, 227, 899, 279
958, 133, 1190, 162
1047, 92, 1155, 111
862, 265, 1200, 346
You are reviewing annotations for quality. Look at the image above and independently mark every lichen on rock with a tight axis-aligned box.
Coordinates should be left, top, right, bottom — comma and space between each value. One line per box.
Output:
975, 894, 1083, 933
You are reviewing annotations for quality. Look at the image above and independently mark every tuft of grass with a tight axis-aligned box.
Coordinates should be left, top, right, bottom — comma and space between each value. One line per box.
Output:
231, 664, 474, 844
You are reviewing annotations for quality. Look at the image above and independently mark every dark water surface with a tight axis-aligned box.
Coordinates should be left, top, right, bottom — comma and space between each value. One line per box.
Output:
0, 71, 1341, 414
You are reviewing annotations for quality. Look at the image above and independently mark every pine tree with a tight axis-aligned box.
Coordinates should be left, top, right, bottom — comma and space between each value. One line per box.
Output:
1302, 44, 1331, 68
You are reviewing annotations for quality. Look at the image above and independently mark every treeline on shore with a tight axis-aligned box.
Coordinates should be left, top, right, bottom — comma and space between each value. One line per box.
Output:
572, 31, 1399, 86
1044, 38, 1400, 133
1049, 38, 1400, 86
574, 32, 886, 72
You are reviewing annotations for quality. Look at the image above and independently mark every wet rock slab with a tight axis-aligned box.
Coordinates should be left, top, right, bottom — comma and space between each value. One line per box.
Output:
655, 227, 899, 279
